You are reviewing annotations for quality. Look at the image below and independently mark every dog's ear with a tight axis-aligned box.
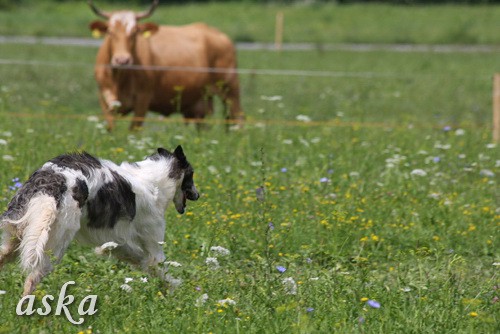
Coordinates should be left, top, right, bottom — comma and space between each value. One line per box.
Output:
157, 148, 171, 157
174, 145, 188, 168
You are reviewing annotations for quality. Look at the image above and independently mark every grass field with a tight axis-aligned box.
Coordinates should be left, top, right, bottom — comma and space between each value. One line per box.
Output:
0, 2, 499, 333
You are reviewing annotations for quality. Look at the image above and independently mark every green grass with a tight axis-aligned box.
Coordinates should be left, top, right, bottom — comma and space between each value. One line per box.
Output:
3, 2, 500, 44
0, 2, 499, 333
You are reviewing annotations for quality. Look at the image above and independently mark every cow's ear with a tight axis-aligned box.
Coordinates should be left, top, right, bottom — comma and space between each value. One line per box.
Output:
137, 22, 159, 37
89, 21, 108, 37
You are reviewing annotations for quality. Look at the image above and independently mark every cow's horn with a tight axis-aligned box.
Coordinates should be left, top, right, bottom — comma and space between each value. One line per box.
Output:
87, 0, 112, 19
135, 0, 159, 20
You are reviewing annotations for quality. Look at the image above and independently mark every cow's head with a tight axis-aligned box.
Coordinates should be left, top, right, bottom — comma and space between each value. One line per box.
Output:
88, 0, 159, 66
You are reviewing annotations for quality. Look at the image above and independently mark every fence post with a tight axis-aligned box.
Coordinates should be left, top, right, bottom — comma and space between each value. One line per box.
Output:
493, 73, 500, 143
275, 11, 284, 51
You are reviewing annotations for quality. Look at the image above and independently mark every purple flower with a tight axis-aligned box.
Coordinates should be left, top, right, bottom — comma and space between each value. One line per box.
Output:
276, 266, 286, 273
281, 167, 288, 173
320, 177, 330, 183
443, 126, 452, 132
327, 169, 334, 174
306, 307, 314, 312
367, 300, 381, 309
433, 156, 441, 163
358, 316, 365, 324
268, 222, 275, 231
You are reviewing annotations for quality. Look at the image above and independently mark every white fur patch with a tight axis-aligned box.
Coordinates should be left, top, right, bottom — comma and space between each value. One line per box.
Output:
110, 11, 137, 35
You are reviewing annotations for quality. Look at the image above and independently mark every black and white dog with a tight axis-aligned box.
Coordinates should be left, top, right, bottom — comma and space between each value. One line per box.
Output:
0, 145, 199, 296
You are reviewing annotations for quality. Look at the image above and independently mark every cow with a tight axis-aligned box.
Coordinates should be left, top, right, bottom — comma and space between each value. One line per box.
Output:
87, 0, 244, 131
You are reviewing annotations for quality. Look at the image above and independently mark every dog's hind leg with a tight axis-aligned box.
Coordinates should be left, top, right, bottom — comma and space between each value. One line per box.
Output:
16, 195, 58, 296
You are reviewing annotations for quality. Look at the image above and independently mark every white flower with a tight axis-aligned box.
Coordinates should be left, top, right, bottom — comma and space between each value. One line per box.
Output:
165, 274, 182, 288
95, 241, 118, 255
124, 277, 133, 284
0, 290, 6, 295
205, 257, 220, 270
401, 287, 412, 292
195, 293, 209, 307
2, 155, 14, 161
486, 143, 497, 149
455, 129, 465, 136
480, 169, 495, 177
157, 241, 165, 245
296, 114, 311, 122
166, 261, 182, 267
282, 139, 293, 145
210, 246, 230, 257
120, 284, 132, 293
410, 169, 427, 177
282, 277, 297, 295
140, 277, 148, 283
0, 139, 7, 145
101, 241, 118, 250
218, 298, 236, 306
260, 95, 282, 101
87, 116, 99, 122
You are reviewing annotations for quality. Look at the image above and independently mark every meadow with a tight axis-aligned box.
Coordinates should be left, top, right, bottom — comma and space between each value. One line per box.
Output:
0, 2, 499, 333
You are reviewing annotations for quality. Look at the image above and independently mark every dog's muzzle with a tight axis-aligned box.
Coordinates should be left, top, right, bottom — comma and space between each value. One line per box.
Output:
175, 187, 199, 214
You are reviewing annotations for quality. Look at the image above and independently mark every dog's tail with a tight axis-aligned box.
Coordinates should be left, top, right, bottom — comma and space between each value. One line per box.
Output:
6, 194, 58, 272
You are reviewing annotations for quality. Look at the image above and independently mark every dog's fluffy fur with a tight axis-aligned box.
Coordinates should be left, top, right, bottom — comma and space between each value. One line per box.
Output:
0, 145, 198, 296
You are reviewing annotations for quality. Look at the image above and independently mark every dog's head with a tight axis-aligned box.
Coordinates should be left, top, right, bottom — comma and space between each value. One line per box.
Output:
157, 145, 199, 214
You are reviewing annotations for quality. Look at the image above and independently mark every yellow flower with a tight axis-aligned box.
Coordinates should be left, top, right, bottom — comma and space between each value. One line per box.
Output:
432, 235, 440, 241
360, 297, 368, 302
469, 312, 478, 317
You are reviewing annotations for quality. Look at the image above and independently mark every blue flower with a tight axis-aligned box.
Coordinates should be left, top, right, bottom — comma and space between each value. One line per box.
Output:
367, 300, 381, 309
268, 222, 275, 231
320, 177, 330, 183
276, 266, 286, 273
443, 126, 452, 132
306, 307, 314, 312
281, 167, 288, 173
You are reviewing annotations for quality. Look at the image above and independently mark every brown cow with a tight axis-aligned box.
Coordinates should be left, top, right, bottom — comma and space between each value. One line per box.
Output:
88, 0, 244, 131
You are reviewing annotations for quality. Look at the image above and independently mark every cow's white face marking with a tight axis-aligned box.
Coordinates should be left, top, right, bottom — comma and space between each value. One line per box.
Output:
109, 12, 137, 35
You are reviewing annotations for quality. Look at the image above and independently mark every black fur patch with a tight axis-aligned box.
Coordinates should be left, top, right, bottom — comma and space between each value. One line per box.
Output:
50, 152, 102, 178
72, 178, 89, 208
86, 171, 136, 229
1, 170, 67, 221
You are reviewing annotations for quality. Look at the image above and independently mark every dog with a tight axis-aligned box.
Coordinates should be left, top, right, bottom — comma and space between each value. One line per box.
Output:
0, 145, 199, 296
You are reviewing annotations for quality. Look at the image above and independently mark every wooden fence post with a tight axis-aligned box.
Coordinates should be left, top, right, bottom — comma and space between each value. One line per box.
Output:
493, 73, 500, 143
275, 11, 284, 51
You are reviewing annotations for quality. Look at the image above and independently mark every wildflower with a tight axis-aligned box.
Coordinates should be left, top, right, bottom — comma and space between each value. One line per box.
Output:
433, 156, 441, 163
124, 277, 133, 284
486, 143, 497, 149
166, 261, 182, 267
410, 169, 427, 177
0, 139, 7, 145
360, 297, 369, 302
282, 277, 297, 295
306, 307, 314, 312
268, 222, 275, 231
367, 300, 381, 309
95, 241, 118, 255
0, 290, 6, 295
296, 114, 312, 122
205, 257, 220, 270
469, 312, 478, 317
260, 95, 282, 101
165, 274, 182, 288
210, 246, 230, 257
281, 167, 288, 173
87, 115, 99, 122
2, 155, 14, 161
320, 177, 330, 183
120, 284, 132, 293
140, 277, 148, 283
195, 293, 209, 307
276, 266, 287, 273
443, 125, 452, 132
218, 298, 237, 306
455, 128, 465, 136
479, 169, 495, 177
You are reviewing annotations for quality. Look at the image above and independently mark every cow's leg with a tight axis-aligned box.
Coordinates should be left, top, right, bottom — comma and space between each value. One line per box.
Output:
188, 97, 213, 130
130, 94, 152, 130
100, 88, 120, 131
214, 77, 244, 129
